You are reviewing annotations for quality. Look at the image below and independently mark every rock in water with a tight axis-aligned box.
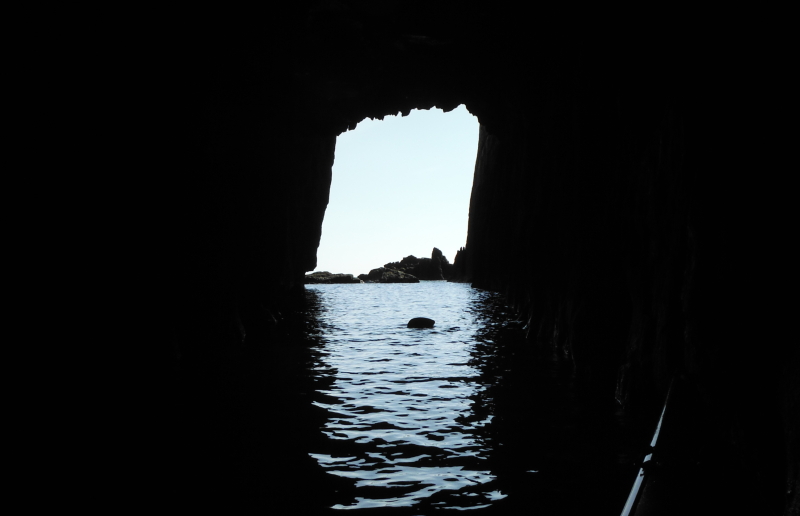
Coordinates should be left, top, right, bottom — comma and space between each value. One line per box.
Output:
407, 317, 435, 329
362, 267, 419, 283
304, 272, 363, 284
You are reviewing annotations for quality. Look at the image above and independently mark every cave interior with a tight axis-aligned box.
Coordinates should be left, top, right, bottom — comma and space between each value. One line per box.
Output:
139, 4, 797, 514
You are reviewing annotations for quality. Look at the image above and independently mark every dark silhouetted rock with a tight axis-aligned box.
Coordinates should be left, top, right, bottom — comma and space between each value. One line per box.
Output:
429, 247, 445, 280
448, 247, 468, 282
304, 271, 363, 284
382, 270, 418, 283
366, 268, 385, 282
363, 267, 419, 283
407, 317, 435, 328
368, 248, 456, 281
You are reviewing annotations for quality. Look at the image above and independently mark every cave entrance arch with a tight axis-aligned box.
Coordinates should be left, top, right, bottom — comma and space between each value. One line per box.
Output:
314, 105, 480, 279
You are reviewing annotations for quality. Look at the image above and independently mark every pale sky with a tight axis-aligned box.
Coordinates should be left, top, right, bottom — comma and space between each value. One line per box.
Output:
314, 105, 480, 276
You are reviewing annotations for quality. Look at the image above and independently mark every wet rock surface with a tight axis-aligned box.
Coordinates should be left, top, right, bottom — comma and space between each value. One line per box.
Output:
407, 316, 435, 328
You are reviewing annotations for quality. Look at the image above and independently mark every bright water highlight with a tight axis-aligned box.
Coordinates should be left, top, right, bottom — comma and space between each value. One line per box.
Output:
307, 282, 504, 510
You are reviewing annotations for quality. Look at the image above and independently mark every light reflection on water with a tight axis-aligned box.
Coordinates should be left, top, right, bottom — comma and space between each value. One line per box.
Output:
307, 282, 504, 510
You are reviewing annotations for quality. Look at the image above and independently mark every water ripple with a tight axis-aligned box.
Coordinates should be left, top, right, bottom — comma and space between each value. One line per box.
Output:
307, 282, 503, 510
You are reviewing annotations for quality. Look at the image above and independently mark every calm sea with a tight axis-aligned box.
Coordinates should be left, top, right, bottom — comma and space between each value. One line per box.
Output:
302, 282, 627, 514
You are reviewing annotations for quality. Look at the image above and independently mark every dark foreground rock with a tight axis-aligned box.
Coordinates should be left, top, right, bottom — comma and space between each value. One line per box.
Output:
407, 317, 435, 328
304, 271, 363, 284
358, 268, 419, 283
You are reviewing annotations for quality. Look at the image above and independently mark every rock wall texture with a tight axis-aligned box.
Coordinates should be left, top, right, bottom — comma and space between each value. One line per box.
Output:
138, 4, 794, 514
459, 48, 794, 513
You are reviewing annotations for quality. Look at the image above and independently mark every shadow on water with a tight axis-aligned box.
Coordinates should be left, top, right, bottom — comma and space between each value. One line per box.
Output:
463, 294, 631, 515
171, 286, 631, 514
170, 288, 339, 514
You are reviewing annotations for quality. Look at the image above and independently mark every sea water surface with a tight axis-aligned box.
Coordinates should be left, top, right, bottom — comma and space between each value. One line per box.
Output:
302, 282, 627, 514
306, 282, 503, 511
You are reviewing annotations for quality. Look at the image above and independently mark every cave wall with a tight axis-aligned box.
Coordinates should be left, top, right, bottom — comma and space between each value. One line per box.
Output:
459, 35, 795, 513
466, 47, 688, 392
147, 4, 795, 513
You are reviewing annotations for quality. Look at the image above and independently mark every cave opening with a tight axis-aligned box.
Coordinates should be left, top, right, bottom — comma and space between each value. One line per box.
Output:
147, 11, 795, 514
315, 105, 479, 278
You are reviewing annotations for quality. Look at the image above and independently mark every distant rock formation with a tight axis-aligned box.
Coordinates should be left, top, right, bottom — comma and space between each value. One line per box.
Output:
358, 268, 419, 283
304, 271, 363, 284
368, 247, 455, 281
449, 247, 468, 282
